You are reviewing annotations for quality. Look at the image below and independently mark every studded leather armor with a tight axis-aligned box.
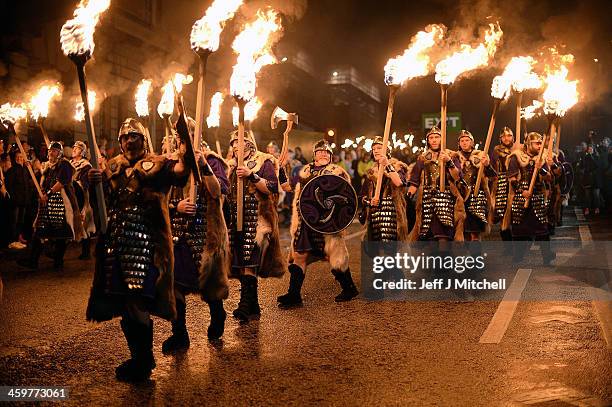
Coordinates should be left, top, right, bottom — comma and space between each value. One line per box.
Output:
493, 145, 512, 222
370, 194, 397, 242
105, 189, 155, 291
511, 163, 547, 225
421, 158, 455, 236
170, 186, 207, 271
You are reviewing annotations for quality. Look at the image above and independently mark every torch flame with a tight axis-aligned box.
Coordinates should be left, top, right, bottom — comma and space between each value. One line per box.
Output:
206, 92, 224, 128
542, 65, 579, 117
190, 0, 243, 52
491, 56, 541, 99
157, 80, 175, 118
233, 96, 263, 126
172, 73, 193, 94
135, 79, 152, 117
0, 103, 28, 126
521, 100, 543, 120
74, 90, 96, 122
435, 22, 503, 85
230, 9, 283, 101
29, 84, 62, 121
60, 0, 111, 56
384, 24, 445, 86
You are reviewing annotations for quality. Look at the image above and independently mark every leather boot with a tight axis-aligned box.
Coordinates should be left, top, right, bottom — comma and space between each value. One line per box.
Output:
207, 300, 226, 340
116, 319, 156, 382
332, 269, 359, 302
232, 275, 261, 322
277, 264, 305, 308
162, 295, 189, 354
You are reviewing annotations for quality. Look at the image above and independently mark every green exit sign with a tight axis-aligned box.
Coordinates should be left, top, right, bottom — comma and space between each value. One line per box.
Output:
422, 112, 462, 133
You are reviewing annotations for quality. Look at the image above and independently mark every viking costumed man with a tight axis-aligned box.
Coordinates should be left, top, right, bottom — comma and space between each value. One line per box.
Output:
543, 138, 564, 236
490, 127, 515, 241
277, 140, 359, 308
227, 130, 285, 322
86, 118, 192, 382
359, 136, 410, 242
503, 132, 556, 264
71, 141, 96, 259
163, 120, 230, 351
455, 130, 496, 241
407, 127, 465, 242
19, 141, 85, 270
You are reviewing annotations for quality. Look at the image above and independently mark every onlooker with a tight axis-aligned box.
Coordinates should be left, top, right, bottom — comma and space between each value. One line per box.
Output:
5, 147, 34, 249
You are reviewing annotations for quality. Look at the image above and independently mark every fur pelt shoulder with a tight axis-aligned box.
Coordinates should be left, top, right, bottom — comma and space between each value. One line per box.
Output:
506, 149, 535, 170
228, 151, 278, 174
298, 162, 348, 180
453, 149, 486, 168
364, 158, 409, 182
419, 148, 454, 163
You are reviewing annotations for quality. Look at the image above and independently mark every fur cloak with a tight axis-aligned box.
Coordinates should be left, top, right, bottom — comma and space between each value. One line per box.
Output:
86, 153, 184, 322
407, 150, 466, 242
362, 158, 410, 241
228, 151, 286, 279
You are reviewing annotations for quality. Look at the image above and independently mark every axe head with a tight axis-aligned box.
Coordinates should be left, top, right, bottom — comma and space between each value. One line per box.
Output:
271, 106, 298, 129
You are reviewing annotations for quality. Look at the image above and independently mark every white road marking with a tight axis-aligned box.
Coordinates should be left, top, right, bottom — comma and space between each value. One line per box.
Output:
574, 207, 586, 221
590, 287, 612, 349
479, 268, 532, 344
579, 225, 593, 244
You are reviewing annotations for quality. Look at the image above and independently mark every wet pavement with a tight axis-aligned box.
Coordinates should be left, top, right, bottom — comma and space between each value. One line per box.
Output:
0, 208, 610, 405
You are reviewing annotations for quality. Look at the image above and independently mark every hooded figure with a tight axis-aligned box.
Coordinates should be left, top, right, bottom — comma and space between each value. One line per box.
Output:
227, 129, 285, 322
85, 118, 192, 382
277, 139, 359, 308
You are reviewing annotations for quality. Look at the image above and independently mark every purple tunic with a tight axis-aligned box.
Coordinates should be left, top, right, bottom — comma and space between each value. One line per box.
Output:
174, 155, 229, 291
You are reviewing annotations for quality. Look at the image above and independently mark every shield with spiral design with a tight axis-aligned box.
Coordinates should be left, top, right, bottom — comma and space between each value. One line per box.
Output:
298, 174, 358, 234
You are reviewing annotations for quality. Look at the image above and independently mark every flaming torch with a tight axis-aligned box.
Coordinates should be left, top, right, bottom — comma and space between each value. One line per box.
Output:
74, 90, 96, 122
0, 103, 44, 199
232, 96, 263, 128
520, 100, 543, 135
60, 0, 110, 233
206, 91, 224, 155
473, 75, 512, 196
134, 79, 155, 153
230, 9, 282, 231
524, 63, 578, 208
503, 56, 542, 146
435, 22, 503, 191
375, 24, 445, 203
157, 79, 177, 154
29, 84, 62, 146
191, 0, 242, 159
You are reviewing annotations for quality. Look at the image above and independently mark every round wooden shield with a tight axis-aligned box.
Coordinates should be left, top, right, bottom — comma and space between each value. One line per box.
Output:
298, 174, 357, 234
